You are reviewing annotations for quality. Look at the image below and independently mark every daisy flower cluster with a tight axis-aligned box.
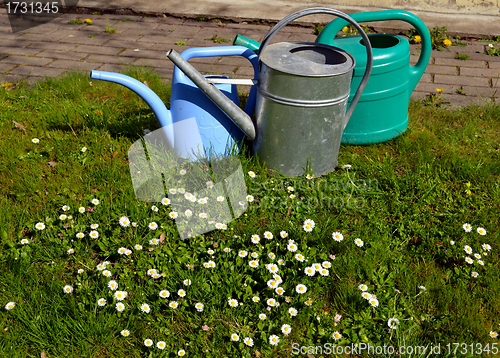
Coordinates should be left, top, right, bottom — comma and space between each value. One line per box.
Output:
460, 223, 492, 277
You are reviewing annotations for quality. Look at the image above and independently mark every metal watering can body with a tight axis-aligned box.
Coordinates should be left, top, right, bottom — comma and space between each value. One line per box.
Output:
90, 46, 258, 159
167, 7, 373, 177
316, 10, 431, 145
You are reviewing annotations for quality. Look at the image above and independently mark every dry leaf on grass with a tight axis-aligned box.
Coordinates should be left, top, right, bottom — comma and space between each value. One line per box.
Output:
12, 121, 26, 132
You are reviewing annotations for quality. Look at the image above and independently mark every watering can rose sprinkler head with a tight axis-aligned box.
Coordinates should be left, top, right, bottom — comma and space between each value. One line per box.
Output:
166, 49, 256, 141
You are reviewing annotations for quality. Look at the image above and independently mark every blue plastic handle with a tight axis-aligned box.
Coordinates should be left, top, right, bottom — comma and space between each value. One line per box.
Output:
174, 46, 259, 117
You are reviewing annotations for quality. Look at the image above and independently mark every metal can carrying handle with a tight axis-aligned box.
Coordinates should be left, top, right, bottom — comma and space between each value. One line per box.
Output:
258, 7, 373, 128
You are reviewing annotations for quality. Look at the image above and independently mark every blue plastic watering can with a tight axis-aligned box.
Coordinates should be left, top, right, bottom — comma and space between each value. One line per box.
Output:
90, 46, 259, 157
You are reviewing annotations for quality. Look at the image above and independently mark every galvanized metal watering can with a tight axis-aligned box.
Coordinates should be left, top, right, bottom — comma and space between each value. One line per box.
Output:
90, 46, 259, 158
316, 10, 431, 144
167, 7, 373, 177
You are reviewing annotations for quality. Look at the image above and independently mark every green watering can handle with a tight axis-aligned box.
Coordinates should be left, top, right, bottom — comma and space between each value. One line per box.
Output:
316, 9, 431, 94
259, 7, 373, 128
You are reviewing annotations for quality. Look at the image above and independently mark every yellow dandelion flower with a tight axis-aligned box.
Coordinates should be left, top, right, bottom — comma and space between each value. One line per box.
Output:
414, 35, 421, 43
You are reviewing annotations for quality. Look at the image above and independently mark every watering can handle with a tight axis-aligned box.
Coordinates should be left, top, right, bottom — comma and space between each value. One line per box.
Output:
316, 10, 431, 94
259, 7, 373, 128
174, 46, 259, 117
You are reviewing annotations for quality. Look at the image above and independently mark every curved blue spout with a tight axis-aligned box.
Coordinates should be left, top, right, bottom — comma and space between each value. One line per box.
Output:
90, 70, 174, 142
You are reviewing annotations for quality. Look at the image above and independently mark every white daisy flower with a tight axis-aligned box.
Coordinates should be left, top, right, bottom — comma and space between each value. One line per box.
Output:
266, 298, 277, 307
96, 263, 106, 271
120, 329, 130, 337
206, 181, 214, 189
419, 285, 427, 291
169, 188, 177, 195
119, 216, 130, 227
78, 207, 85, 213
275, 287, 285, 295
463, 223, 472, 232
471, 271, 479, 278
183, 279, 191, 286
103, 270, 112, 277
482, 243, 492, 251
251, 234, 260, 244
224, 247, 231, 253
230, 333, 239, 342
179, 169, 187, 175
287, 242, 298, 252
294, 253, 305, 262
115, 302, 124, 311
89, 230, 99, 239
177, 289, 186, 297
303, 223, 313, 232
157, 341, 166, 350
35, 222, 45, 230
465, 256, 473, 264
369, 298, 379, 307
161, 197, 170, 206
312, 263, 322, 271
117, 247, 127, 255
354, 238, 364, 247
474, 253, 481, 259
217, 196, 225, 202
332, 331, 342, 340
140, 303, 150, 313
319, 268, 329, 276
169, 211, 178, 219
159, 290, 170, 299
477, 227, 487, 235
358, 284, 368, 291
77, 269, 84, 274
169, 301, 179, 309
322, 261, 332, 268
268, 252, 276, 260
304, 298, 313, 306
478, 260, 485, 266
195, 302, 204, 312
228, 298, 239, 308
63, 285, 73, 294
289, 307, 298, 316
361, 292, 372, 300
267, 279, 278, 289
296, 284, 307, 294
148, 222, 158, 230
259, 313, 267, 320
114, 291, 127, 301
250, 252, 258, 258
278, 259, 285, 266
238, 250, 248, 258
252, 296, 260, 303
248, 171, 256, 178
108, 280, 118, 291
198, 197, 208, 204
490, 331, 498, 338
264, 231, 273, 240
269, 334, 280, 346
249, 260, 259, 268
62, 205, 70, 211
388, 317, 400, 329
59, 214, 67, 221
76, 232, 84, 239
91, 198, 99, 205
144, 339, 153, 347
304, 266, 315, 276
97, 298, 106, 307
246, 195, 254, 202
134, 244, 143, 250
267, 263, 279, 274
149, 238, 159, 246
464, 245, 473, 254
178, 188, 185, 194
199, 212, 208, 219
332, 232, 343, 242
32, 138, 39, 144
280, 231, 288, 238
281, 324, 292, 335
243, 337, 254, 347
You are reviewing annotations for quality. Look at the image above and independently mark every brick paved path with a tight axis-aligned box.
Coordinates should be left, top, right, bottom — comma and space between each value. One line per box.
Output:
1, 12, 499, 108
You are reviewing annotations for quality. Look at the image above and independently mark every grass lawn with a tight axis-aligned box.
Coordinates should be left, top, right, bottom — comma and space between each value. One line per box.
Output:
0, 68, 498, 358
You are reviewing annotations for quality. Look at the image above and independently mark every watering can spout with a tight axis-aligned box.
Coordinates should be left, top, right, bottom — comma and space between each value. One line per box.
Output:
89, 70, 173, 129
166, 49, 256, 141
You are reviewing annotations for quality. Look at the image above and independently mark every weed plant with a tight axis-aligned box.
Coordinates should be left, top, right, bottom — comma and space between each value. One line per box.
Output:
0, 69, 499, 357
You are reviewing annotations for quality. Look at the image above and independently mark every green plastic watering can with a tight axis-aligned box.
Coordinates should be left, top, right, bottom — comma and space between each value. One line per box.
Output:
315, 10, 431, 144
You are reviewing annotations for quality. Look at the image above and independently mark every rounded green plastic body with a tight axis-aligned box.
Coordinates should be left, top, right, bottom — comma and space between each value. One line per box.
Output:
316, 10, 431, 145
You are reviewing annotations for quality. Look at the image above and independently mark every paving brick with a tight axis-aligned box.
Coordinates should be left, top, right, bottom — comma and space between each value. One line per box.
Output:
1, 74, 27, 85
84, 54, 134, 66
434, 58, 486, 68
58, 34, 110, 45
419, 73, 432, 83
454, 44, 487, 54
464, 52, 496, 61
7, 65, 65, 78
27, 42, 79, 52
35, 50, 88, 61
431, 50, 459, 59
95, 63, 130, 73
16, 32, 69, 41
0, 62, 17, 74
0, 47, 42, 56
119, 49, 170, 59
462, 86, 499, 99
133, 58, 171, 68
47, 59, 103, 71
489, 62, 500, 70
0, 55, 52, 66
197, 63, 238, 76
415, 82, 458, 94
460, 67, 500, 78
72, 44, 123, 56
426, 64, 458, 75
434, 74, 490, 87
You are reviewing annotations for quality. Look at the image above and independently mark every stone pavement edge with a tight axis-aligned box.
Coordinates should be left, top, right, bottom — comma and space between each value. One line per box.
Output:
0, 5, 499, 108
